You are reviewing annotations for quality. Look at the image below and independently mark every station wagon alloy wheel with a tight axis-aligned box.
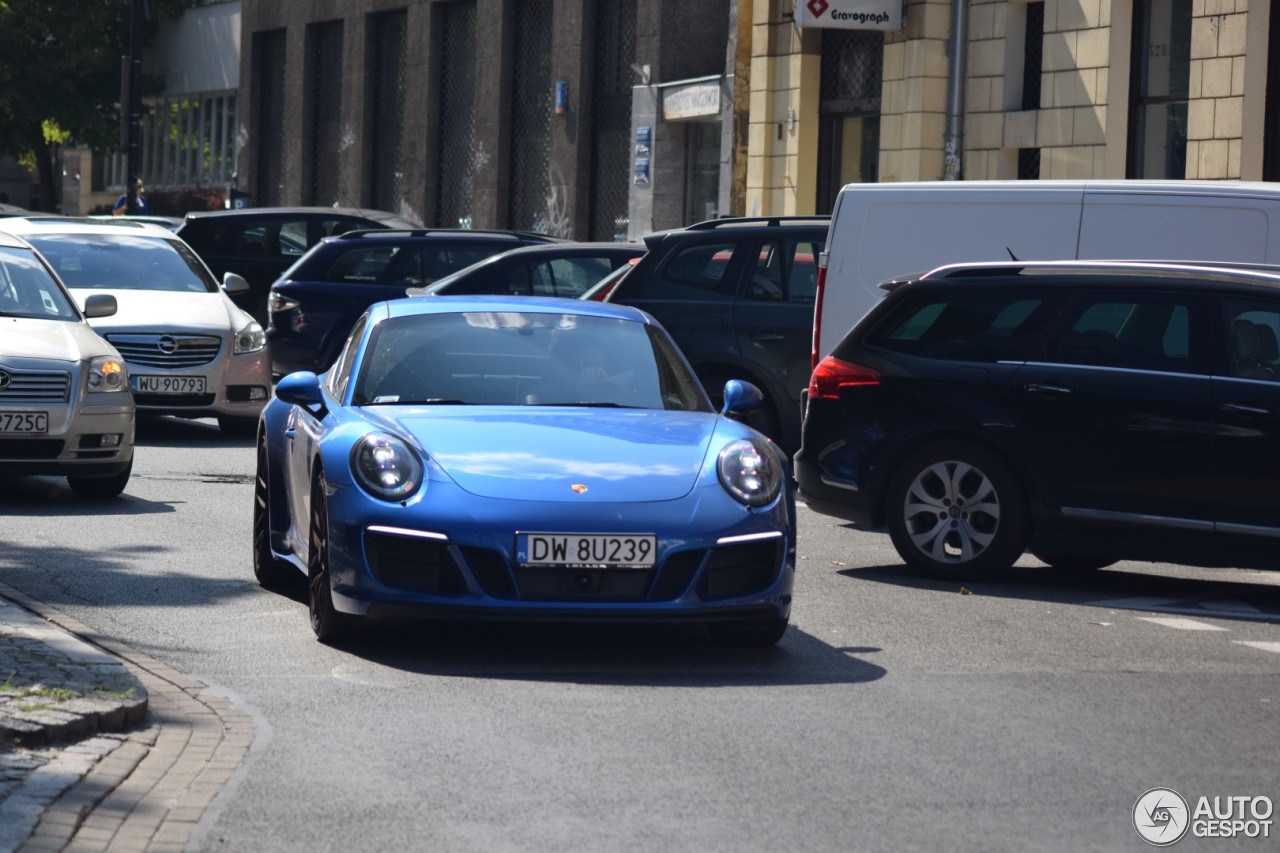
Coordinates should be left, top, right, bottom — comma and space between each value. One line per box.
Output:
886, 442, 1028, 580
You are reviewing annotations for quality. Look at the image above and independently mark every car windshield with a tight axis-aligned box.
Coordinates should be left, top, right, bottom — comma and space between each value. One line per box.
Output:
25, 234, 218, 293
0, 246, 78, 320
353, 310, 711, 411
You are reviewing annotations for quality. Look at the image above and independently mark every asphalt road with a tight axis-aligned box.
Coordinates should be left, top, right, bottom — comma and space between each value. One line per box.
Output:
2, 415, 1278, 852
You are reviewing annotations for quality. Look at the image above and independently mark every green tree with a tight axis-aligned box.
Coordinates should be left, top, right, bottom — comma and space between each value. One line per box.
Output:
0, 0, 191, 210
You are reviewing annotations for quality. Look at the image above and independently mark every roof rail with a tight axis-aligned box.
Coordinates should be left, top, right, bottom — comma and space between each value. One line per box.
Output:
337, 227, 554, 240
684, 215, 830, 230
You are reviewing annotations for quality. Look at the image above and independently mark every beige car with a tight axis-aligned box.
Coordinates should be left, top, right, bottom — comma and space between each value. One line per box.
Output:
3, 218, 271, 436
0, 230, 134, 498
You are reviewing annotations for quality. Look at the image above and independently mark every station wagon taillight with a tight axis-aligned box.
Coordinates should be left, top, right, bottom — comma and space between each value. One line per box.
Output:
808, 356, 880, 400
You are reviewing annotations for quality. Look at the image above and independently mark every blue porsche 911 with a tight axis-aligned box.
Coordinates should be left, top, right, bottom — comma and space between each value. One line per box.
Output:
253, 295, 795, 645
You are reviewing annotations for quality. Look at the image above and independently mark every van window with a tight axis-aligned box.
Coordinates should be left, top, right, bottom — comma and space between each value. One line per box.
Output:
862, 291, 1049, 362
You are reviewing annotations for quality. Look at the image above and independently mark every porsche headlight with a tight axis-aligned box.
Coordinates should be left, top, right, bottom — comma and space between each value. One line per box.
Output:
86, 356, 128, 393
234, 320, 267, 354
352, 433, 423, 501
717, 439, 781, 507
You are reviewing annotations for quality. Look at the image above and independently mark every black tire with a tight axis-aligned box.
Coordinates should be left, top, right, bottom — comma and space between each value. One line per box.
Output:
885, 441, 1028, 581
1033, 553, 1116, 572
308, 472, 353, 644
708, 615, 789, 647
218, 415, 258, 438
67, 460, 132, 499
253, 435, 296, 589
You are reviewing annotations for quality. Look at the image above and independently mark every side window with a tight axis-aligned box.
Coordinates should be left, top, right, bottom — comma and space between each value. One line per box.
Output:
238, 219, 307, 257
1044, 293, 1196, 372
529, 262, 556, 296
548, 257, 611, 297
660, 242, 737, 293
745, 238, 823, 303
278, 220, 309, 256
322, 218, 369, 238
1224, 300, 1280, 380
329, 314, 369, 400
324, 246, 403, 282
862, 290, 1050, 362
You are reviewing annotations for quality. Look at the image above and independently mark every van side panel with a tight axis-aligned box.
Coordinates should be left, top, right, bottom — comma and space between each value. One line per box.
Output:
817, 185, 1083, 358
1079, 194, 1277, 263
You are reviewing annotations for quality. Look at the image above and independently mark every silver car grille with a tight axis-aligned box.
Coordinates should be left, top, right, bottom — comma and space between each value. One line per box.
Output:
106, 334, 223, 368
0, 368, 71, 403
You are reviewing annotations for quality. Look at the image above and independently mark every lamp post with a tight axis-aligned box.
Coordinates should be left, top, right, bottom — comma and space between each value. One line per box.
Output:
125, 0, 143, 214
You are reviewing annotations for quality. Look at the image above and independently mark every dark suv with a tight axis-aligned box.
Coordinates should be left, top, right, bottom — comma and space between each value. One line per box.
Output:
266, 228, 563, 376
605, 216, 828, 452
796, 260, 1280, 579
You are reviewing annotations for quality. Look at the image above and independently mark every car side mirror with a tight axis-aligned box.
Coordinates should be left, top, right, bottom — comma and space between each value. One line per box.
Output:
222, 272, 251, 295
82, 293, 117, 319
721, 379, 763, 415
275, 371, 326, 413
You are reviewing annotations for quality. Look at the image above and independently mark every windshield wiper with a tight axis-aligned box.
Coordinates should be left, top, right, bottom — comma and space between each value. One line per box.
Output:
361, 398, 471, 406
536, 401, 637, 408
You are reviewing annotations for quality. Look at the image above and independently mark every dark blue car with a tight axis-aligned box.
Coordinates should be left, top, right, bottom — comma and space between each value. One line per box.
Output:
265, 229, 563, 376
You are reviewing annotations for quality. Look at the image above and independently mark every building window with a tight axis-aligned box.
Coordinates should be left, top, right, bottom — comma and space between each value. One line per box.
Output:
436, 1, 478, 229
1018, 148, 1041, 178
1022, 1, 1044, 111
370, 11, 408, 214
816, 29, 883, 212
589, 0, 637, 241
508, 0, 553, 233
307, 21, 344, 206
253, 29, 287, 206
1129, 0, 1191, 178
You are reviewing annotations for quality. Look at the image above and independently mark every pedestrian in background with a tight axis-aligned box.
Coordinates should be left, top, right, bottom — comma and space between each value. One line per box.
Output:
113, 179, 149, 215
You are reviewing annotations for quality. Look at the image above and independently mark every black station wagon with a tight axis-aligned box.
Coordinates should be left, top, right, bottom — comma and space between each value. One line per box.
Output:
795, 260, 1280, 579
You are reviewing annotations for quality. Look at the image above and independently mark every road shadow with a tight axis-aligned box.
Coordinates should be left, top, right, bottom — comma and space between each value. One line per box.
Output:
135, 415, 256, 448
0, 476, 179, 516
837, 559, 1280, 624
310, 613, 887, 688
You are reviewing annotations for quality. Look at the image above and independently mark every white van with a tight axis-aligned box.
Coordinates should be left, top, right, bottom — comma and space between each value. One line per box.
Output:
813, 180, 1280, 365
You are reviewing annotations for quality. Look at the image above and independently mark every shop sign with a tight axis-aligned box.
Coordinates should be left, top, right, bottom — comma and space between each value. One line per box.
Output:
794, 0, 903, 31
662, 82, 721, 121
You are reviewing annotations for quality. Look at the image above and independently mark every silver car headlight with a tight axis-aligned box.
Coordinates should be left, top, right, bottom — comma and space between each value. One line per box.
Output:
86, 356, 128, 393
234, 320, 267, 354
352, 433, 424, 501
717, 439, 782, 507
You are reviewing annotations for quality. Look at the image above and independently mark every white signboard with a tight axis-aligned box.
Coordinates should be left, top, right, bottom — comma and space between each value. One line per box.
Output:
663, 82, 722, 121
794, 0, 903, 31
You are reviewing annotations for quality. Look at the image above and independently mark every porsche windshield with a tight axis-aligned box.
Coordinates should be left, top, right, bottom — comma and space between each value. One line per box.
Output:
353, 311, 711, 411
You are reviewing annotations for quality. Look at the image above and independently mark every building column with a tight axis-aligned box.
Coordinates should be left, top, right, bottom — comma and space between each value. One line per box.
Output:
1186, 0, 1248, 179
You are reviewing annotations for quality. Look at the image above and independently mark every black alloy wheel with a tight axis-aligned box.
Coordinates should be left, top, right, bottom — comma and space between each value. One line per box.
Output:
253, 435, 296, 588
308, 472, 353, 644
885, 440, 1029, 581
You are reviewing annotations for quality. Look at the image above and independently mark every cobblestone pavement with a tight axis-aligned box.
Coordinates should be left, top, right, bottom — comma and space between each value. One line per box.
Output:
0, 583, 256, 853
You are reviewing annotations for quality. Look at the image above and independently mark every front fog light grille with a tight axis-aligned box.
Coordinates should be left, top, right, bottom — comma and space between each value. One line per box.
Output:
697, 540, 784, 601
366, 531, 466, 596
227, 385, 269, 403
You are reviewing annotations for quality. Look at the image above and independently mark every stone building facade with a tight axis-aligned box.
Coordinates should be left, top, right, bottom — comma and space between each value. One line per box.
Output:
746, 0, 1279, 217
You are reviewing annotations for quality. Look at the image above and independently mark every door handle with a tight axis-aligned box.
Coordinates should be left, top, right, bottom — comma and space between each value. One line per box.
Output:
1024, 383, 1072, 396
1220, 402, 1270, 416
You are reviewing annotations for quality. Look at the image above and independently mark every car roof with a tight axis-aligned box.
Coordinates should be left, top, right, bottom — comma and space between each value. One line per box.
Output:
642, 215, 830, 248
0, 217, 179, 238
0, 230, 35, 249
482, 241, 645, 256
321, 228, 554, 244
915, 259, 1280, 291
378, 294, 654, 323
181, 206, 416, 223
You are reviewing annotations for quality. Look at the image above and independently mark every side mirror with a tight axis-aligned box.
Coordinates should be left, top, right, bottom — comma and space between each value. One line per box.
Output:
275, 371, 325, 411
721, 379, 763, 415
222, 272, 251, 295
82, 293, 117, 319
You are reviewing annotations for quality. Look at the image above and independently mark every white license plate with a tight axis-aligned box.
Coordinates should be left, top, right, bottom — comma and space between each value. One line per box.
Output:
516, 533, 657, 569
0, 411, 48, 434
134, 375, 207, 394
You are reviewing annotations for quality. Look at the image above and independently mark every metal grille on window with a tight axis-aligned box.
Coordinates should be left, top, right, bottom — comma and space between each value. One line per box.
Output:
509, 0, 553, 233
255, 30, 287, 206
437, 2, 478, 229
1018, 148, 1041, 179
308, 21, 344, 206
820, 30, 883, 108
371, 11, 408, 214
589, 0, 636, 242
1022, 2, 1044, 111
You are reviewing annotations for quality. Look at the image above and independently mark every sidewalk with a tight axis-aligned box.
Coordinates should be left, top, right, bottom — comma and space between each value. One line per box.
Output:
0, 585, 255, 853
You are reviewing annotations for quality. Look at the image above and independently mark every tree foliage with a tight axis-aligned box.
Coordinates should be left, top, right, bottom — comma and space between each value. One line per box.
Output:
0, 0, 192, 207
